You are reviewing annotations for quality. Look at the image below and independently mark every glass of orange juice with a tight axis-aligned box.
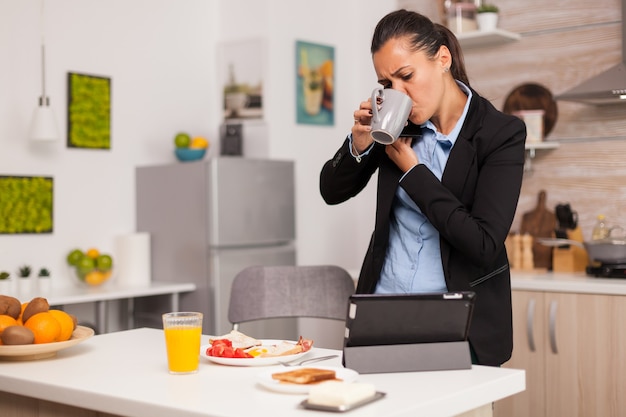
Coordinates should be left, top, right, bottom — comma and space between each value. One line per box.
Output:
162, 312, 203, 374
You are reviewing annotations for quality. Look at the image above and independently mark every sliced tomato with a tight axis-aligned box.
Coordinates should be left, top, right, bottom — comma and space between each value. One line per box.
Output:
233, 348, 253, 358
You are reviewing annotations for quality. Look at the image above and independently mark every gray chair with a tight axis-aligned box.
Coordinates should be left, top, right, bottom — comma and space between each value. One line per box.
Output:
228, 265, 356, 330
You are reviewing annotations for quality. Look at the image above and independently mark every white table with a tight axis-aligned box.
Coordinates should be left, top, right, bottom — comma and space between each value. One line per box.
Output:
6, 282, 196, 333
0, 328, 525, 417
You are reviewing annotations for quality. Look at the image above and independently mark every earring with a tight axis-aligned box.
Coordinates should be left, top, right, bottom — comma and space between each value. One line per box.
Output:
444, 67, 450, 73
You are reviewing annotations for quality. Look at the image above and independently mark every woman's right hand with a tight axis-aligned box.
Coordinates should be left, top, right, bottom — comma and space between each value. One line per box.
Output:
352, 99, 375, 153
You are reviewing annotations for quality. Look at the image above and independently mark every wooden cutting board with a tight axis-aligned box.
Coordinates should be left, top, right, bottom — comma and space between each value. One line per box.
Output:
520, 190, 557, 269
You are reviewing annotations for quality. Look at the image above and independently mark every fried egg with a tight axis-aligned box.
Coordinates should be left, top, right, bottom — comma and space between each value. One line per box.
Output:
246, 346, 269, 357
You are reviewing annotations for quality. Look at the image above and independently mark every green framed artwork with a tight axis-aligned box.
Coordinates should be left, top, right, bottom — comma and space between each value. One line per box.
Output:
296, 40, 334, 126
0, 176, 53, 234
67, 72, 111, 149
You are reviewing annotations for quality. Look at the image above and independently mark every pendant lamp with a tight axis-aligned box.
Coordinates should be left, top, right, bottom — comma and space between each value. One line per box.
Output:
30, 0, 59, 142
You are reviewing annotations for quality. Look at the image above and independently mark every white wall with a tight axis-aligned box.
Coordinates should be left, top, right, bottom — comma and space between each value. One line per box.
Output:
0, 0, 219, 290
1, 0, 396, 296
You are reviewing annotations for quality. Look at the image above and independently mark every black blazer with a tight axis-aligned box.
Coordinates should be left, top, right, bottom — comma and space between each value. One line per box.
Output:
320, 89, 526, 366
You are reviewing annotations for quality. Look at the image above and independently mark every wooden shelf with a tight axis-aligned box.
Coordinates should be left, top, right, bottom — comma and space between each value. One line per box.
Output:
525, 142, 559, 151
524, 142, 559, 171
457, 28, 521, 49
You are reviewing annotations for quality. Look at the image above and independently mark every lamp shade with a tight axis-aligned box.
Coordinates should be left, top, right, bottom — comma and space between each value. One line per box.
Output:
30, 102, 59, 141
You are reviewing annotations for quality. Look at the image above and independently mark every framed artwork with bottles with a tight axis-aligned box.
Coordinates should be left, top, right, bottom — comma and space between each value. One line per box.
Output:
295, 40, 334, 126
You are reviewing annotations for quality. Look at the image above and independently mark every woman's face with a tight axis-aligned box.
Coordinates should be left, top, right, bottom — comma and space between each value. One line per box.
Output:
372, 36, 450, 125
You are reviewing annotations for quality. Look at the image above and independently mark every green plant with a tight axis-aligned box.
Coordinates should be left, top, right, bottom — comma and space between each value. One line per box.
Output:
0, 175, 53, 234
477, 3, 499, 13
38, 268, 51, 277
17, 265, 32, 278
0, 271, 10, 280
223, 63, 248, 95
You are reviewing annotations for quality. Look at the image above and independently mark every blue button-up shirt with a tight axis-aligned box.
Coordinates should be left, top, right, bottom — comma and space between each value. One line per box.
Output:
375, 82, 472, 294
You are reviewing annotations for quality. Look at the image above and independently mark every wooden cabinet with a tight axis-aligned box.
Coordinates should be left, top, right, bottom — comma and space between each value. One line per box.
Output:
495, 290, 626, 417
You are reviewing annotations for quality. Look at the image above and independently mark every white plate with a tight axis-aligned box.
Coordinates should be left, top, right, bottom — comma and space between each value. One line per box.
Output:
200, 339, 313, 367
257, 366, 359, 394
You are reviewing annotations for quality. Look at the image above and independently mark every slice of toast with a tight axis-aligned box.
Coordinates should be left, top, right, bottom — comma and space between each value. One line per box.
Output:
271, 368, 336, 385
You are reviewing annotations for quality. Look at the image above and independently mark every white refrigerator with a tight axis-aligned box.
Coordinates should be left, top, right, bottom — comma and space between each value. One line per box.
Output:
134, 157, 297, 338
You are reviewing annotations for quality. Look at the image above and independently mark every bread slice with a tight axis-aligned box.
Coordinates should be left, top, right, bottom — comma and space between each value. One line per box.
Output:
271, 368, 337, 385
258, 341, 302, 357
209, 330, 262, 349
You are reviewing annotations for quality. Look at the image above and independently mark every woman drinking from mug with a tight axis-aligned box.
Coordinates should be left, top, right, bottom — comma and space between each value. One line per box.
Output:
319, 9, 526, 366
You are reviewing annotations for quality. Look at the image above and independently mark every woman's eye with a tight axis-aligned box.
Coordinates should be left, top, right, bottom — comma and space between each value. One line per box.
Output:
400, 73, 413, 81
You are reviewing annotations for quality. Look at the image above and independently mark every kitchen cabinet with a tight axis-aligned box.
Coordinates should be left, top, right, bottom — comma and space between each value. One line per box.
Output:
495, 289, 626, 417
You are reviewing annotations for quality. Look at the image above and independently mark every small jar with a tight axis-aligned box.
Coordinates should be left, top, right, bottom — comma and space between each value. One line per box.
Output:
447, 3, 478, 34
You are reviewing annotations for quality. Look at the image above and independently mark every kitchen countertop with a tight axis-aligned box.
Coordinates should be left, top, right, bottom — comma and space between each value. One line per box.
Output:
511, 271, 626, 295
350, 268, 626, 296
0, 328, 525, 417
1, 281, 196, 333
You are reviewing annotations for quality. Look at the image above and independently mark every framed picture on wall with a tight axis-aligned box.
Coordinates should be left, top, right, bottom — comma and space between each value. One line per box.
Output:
218, 38, 265, 121
67, 72, 111, 149
0, 175, 53, 234
295, 40, 334, 126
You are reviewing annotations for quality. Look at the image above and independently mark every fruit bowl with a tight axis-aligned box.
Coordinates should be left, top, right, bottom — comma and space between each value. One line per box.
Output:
70, 266, 114, 287
175, 147, 206, 162
66, 248, 114, 287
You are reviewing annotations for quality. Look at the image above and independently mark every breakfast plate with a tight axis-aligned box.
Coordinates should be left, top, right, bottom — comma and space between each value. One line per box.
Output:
0, 325, 94, 361
257, 366, 359, 394
201, 339, 313, 367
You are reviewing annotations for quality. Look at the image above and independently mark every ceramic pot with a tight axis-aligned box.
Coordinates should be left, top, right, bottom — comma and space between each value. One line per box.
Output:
477, 12, 498, 31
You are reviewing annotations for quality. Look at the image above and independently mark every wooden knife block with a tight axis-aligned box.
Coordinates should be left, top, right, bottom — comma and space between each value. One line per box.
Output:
552, 227, 589, 272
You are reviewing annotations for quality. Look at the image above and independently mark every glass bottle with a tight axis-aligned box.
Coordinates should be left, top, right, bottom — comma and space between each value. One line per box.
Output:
591, 214, 609, 240
445, 0, 478, 34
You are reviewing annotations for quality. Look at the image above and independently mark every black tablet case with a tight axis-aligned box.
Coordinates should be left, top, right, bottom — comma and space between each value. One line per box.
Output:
343, 292, 476, 373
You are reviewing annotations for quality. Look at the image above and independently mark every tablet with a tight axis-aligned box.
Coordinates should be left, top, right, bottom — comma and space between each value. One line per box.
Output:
344, 292, 476, 348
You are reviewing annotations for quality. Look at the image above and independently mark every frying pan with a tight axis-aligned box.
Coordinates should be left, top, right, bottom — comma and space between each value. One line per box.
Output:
538, 237, 626, 264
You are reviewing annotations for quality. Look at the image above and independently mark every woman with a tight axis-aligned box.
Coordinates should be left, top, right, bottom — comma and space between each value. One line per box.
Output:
319, 9, 526, 366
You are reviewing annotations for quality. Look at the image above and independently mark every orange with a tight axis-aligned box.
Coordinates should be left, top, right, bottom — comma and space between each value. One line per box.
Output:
86, 248, 100, 259
23, 312, 61, 344
48, 310, 75, 341
190, 137, 209, 149
85, 270, 107, 286
0, 315, 19, 345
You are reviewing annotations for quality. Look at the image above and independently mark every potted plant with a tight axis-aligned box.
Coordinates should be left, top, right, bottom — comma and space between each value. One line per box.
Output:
476, 3, 499, 31
0, 271, 11, 292
17, 264, 33, 293
223, 63, 248, 118
38, 267, 52, 293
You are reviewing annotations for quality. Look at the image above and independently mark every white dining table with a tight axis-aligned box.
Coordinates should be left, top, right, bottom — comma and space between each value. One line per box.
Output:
0, 327, 524, 417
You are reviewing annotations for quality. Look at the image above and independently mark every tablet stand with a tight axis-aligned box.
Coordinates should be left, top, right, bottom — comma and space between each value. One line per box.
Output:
343, 341, 471, 373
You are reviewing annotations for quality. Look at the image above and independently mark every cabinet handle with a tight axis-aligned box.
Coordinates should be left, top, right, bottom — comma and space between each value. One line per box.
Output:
549, 300, 558, 354
526, 298, 536, 352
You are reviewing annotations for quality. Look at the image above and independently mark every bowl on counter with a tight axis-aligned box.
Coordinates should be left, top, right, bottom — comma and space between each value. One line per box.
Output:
69, 265, 114, 287
175, 147, 206, 162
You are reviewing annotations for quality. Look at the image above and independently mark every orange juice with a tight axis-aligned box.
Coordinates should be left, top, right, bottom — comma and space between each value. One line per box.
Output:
164, 326, 202, 374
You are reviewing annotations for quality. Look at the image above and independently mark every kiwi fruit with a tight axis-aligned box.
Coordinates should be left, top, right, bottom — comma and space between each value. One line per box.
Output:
1, 325, 35, 345
0, 295, 21, 319
22, 297, 50, 323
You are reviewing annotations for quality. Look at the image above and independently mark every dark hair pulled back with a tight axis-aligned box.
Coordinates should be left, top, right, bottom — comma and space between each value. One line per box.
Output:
371, 9, 470, 87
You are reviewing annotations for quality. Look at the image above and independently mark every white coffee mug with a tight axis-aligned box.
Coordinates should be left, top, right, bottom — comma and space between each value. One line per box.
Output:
370, 87, 412, 145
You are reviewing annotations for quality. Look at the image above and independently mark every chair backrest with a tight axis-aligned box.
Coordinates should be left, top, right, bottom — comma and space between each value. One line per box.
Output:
228, 265, 356, 328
